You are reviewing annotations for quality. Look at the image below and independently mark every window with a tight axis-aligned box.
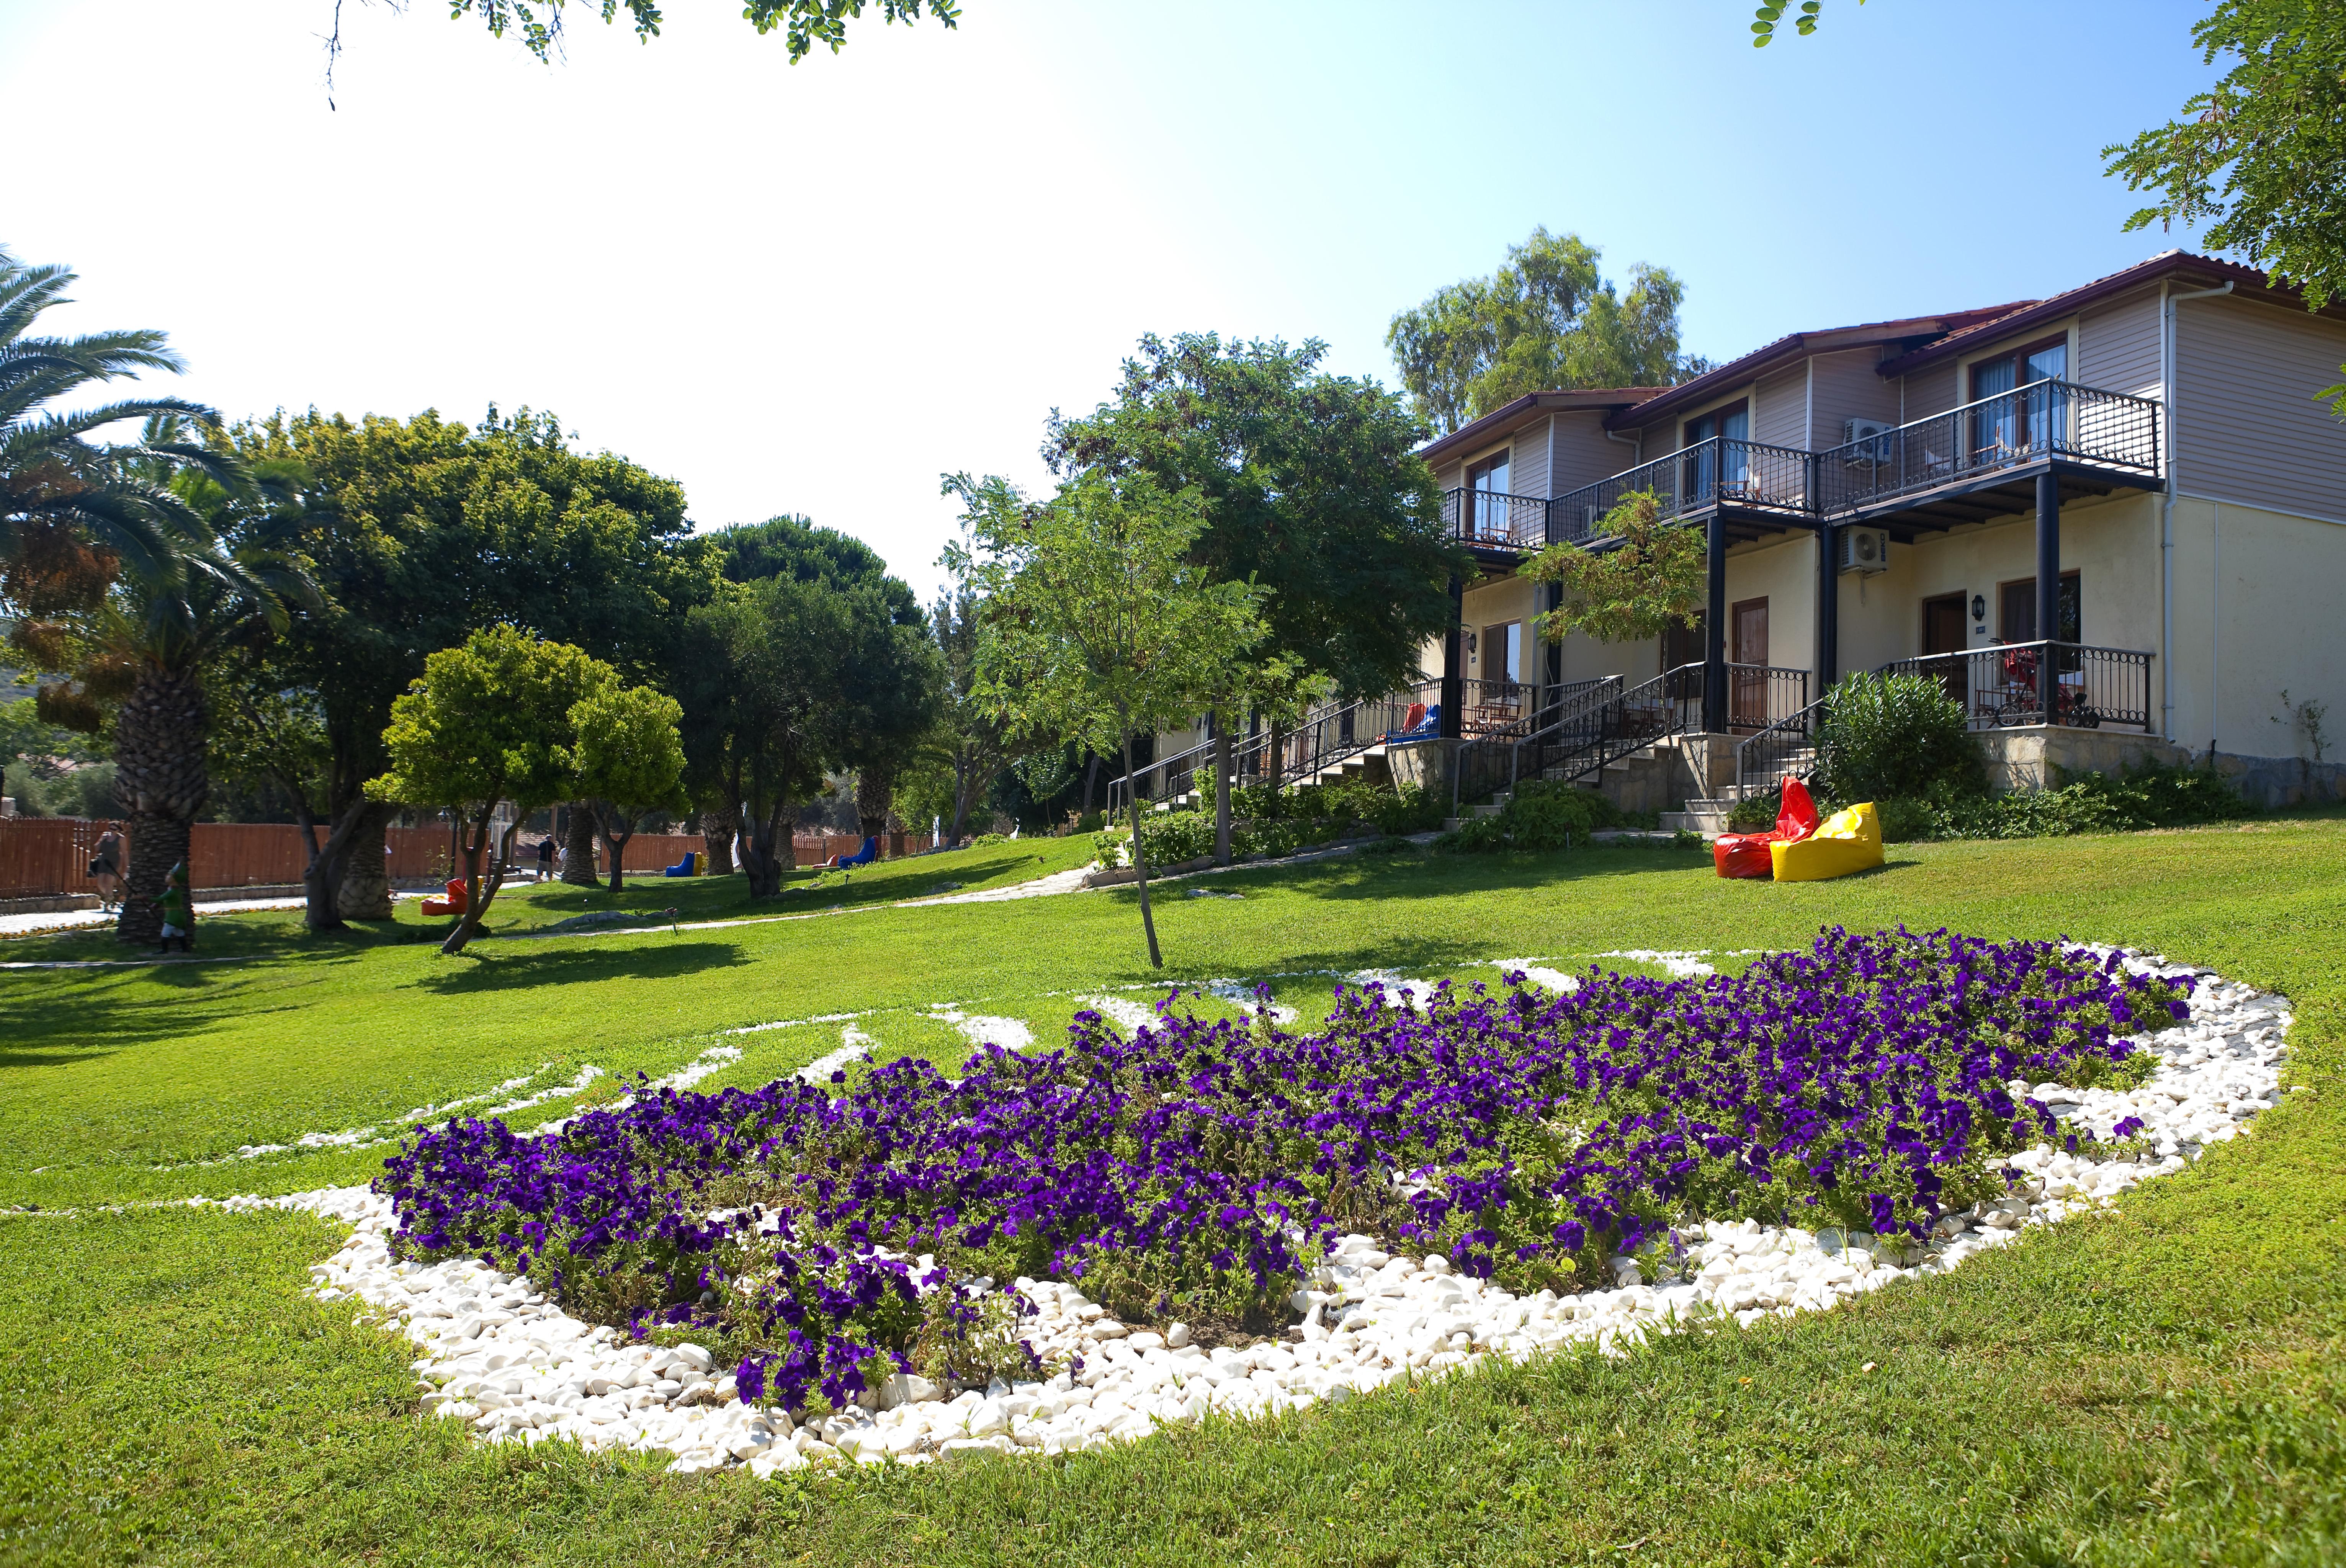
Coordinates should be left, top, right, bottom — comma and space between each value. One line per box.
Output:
1998, 570, 2081, 643
1682, 402, 1749, 500
1465, 450, 1511, 542
1663, 613, 1705, 674
1969, 336, 2068, 458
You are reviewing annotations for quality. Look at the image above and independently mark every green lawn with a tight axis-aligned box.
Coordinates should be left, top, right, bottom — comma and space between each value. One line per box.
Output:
3, 817, 2343, 1565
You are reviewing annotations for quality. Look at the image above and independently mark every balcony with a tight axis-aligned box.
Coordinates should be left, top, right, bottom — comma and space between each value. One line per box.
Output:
1439, 380, 2162, 557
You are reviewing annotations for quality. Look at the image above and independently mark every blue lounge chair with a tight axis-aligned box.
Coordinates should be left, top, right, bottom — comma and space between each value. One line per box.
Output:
837, 836, 879, 868
662, 851, 697, 878
1383, 702, 1441, 744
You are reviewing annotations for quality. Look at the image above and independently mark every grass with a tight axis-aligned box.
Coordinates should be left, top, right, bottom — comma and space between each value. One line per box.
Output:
3, 813, 2344, 1564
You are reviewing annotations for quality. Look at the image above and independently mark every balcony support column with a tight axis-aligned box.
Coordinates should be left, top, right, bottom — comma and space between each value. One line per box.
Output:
1440, 574, 1464, 740
1702, 514, 1728, 733
1542, 582, 1563, 702
2035, 471, 2060, 717
1815, 517, 1839, 692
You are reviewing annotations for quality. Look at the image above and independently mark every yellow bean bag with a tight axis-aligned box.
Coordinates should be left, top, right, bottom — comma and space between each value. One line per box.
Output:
1771, 802, 1884, 882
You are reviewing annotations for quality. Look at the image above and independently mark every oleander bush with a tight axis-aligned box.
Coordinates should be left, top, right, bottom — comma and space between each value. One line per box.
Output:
377, 926, 2186, 1417
1813, 671, 1988, 805
1105, 783, 1441, 869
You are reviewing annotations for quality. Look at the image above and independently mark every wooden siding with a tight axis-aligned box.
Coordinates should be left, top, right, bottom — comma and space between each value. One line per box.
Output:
2176, 296, 2346, 519
1435, 459, 1463, 492
1552, 411, 1633, 493
1808, 348, 1903, 449
1900, 359, 1961, 422
1753, 364, 1807, 450
1511, 421, 1551, 500
2078, 288, 2164, 399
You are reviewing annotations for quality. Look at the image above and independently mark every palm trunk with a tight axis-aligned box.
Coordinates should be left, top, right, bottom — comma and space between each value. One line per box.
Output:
742, 799, 791, 897
335, 806, 393, 919
562, 802, 599, 887
1120, 722, 1162, 969
113, 666, 207, 946
1267, 715, 1285, 795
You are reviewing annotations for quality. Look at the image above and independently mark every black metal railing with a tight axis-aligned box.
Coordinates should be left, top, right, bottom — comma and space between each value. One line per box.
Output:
1107, 681, 1447, 817
1813, 381, 2160, 517
1734, 695, 1826, 803
1442, 487, 1549, 551
1883, 640, 2154, 733
1736, 639, 2155, 800
1547, 437, 1813, 544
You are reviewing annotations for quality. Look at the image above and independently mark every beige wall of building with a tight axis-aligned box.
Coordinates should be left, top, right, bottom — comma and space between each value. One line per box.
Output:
2165, 495, 2346, 758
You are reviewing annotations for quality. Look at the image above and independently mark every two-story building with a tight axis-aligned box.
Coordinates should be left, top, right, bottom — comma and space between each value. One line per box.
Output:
1115, 251, 2346, 820
1404, 248, 2346, 812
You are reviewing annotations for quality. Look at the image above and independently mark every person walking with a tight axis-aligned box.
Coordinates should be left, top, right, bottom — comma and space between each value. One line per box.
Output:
535, 834, 556, 882
88, 827, 124, 911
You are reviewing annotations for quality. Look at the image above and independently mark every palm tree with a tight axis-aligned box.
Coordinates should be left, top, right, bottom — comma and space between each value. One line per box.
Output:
0, 246, 304, 942
96, 418, 314, 943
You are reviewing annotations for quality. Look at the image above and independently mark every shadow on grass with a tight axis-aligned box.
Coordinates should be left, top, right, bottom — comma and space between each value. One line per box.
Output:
408, 939, 750, 994
1098, 841, 1718, 909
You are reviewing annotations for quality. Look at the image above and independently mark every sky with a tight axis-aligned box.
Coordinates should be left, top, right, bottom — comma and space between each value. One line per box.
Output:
1, 0, 2222, 603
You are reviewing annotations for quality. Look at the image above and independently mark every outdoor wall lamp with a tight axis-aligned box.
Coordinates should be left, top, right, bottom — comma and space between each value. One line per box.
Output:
1970, 594, 1987, 622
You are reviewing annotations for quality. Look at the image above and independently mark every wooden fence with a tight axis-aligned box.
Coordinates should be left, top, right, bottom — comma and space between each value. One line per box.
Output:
0, 818, 917, 898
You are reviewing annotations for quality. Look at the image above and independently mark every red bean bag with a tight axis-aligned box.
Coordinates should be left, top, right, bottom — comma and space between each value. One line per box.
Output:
1712, 777, 1821, 879
420, 877, 469, 917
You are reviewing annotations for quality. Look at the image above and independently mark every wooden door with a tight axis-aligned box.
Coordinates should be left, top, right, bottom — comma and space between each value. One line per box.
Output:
1731, 597, 1768, 728
1922, 591, 1970, 712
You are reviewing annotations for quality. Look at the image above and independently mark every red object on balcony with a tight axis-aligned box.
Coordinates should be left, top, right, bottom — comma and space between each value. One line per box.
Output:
1712, 777, 1821, 879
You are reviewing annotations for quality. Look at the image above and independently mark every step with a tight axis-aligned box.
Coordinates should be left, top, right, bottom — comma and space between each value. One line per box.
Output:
1661, 807, 1730, 836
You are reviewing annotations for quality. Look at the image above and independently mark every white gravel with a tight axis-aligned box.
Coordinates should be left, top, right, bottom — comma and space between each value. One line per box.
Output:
232, 948, 2290, 1477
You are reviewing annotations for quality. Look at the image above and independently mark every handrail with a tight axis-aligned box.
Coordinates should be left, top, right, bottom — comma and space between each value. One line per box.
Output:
1440, 487, 1548, 551
1105, 679, 1443, 817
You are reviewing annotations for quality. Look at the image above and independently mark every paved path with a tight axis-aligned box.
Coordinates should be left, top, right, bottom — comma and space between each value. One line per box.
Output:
0, 897, 310, 939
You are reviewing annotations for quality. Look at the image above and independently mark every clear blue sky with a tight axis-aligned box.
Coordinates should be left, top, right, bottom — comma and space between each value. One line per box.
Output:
0, 0, 2222, 601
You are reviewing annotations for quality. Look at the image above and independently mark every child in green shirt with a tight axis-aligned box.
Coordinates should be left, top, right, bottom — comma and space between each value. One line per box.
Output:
154, 862, 194, 954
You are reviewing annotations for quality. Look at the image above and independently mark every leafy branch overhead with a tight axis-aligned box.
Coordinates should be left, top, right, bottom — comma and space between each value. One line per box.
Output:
1522, 491, 1705, 646
1749, 2, 1859, 47
441, 0, 958, 60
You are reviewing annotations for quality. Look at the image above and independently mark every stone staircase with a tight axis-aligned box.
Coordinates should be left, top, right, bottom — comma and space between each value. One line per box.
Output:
1657, 746, 1815, 836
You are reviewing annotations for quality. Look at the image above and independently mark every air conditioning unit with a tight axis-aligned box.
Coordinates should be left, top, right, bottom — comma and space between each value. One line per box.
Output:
1842, 417, 1896, 466
1838, 526, 1890, 574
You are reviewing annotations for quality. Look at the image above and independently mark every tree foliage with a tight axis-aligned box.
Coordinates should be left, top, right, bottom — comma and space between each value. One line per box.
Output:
952, 469, 1267, 968
1523, 491, 1707, 646
437, 0, 959, 60
1749, 1, 1859, 47
1386, 230, 1709, 436
229, 405, 708, 929
2102, 1, 2346, 410
368, 626, 617, 952
572, 681, 687, 891
682, 514, 936, 892
1046, 332, 1457, 704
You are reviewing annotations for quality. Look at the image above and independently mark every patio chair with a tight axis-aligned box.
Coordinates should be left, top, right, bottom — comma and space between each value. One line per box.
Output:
661, 851, 697, 878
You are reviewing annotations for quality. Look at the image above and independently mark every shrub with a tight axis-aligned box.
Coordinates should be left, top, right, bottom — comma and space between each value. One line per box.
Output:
1916, 759, 2254, 841
1437, 780, 1622, 853
1813, 671, 1986, 804
1725, 787, 1782, 834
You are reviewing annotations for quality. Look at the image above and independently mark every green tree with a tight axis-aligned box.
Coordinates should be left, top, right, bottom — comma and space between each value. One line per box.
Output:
687, 514, 935, 885
920, 583, 1009, 842
952, 469, 1267, 969
1385, 230, 1710, 436
230, 407, 708, 931
1045, 333, 1460, 754
1523, 490, 1707, 646
684, 578, 855, 897
368, 627, 615, 954
572, 682, 687, 891
2103, 1, 2346, 410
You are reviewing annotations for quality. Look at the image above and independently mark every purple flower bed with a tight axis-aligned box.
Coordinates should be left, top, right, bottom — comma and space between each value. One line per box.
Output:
377, 926, 2187, 1413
